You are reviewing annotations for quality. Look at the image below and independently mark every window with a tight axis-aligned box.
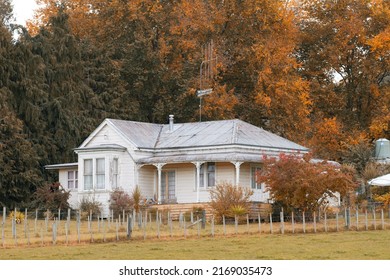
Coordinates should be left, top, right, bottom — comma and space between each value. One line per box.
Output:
84, 159, 93, 190
251, 166, 262, 190
112, 158, 118, 189
199, 162, 216, 188
67, 170, 78, 189
96, 158, 105, 189
161, 171, 175, 201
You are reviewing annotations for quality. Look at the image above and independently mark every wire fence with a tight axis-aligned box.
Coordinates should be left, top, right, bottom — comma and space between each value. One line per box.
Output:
1, 205, 390, 249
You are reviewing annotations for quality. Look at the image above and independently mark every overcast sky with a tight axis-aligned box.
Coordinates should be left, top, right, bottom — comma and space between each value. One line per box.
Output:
11, 0, 39, 25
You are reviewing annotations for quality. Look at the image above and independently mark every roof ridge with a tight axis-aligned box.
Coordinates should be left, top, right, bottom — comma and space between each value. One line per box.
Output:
231, 119, 238, 144
154, 124, 164, 149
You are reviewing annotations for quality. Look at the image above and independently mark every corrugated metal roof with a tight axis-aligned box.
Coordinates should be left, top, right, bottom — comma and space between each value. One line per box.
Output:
107, 118, 308, 152
107, 119, 162, 148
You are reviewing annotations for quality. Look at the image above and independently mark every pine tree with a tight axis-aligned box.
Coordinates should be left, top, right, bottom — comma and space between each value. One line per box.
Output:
0, 15, 41, 207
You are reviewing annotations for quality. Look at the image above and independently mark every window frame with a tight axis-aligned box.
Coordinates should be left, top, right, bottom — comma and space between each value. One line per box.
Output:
83, 159, 93, 190
251, 165, 262, 190
67, 170, 78, 190
95, 158, 106, 190
112, 158, 119, 189
199, 162, 216, 188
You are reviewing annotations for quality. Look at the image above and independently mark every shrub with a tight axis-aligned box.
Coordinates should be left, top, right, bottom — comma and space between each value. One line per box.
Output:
132, 186, 142, 213
109, 188, 133, 217
9, 211, 25, 224
79, 197, 102, 219
259, 153, 358, 213
209, 182, 253, 221
33, 182, 70, 212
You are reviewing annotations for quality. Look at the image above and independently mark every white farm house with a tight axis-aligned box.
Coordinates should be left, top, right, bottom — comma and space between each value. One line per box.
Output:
46, 116, 308, 216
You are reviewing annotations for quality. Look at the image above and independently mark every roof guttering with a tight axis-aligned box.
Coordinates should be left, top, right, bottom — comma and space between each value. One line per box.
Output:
45, 162, 78, 170
74, 144, 127, 154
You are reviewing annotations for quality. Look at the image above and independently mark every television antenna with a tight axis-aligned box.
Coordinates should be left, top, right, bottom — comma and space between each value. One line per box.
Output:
197, 40, 217, 122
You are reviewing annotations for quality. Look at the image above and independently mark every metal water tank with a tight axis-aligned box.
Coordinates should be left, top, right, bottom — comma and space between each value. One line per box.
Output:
375, 138, 390, 159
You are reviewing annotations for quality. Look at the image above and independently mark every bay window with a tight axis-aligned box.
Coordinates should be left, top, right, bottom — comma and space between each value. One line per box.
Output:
96, 158, 105, 189
84, 159, 93, 190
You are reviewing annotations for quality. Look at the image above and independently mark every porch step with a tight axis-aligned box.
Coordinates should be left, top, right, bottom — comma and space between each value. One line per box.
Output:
148, 202, 272, 222
150, 203, 212, 221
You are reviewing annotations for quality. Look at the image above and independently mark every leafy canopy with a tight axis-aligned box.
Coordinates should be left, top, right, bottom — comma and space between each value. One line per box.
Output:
259, 153, 358, 212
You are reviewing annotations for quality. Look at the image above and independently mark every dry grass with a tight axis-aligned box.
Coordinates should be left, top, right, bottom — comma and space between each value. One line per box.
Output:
0, 213, 390, 260
0, 230, 389, 260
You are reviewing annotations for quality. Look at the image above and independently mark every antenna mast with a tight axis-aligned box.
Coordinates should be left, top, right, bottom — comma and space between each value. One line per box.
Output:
197, 40, 217, 122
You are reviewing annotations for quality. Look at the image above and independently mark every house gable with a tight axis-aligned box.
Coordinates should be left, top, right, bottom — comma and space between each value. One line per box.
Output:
78, 119, 138, 150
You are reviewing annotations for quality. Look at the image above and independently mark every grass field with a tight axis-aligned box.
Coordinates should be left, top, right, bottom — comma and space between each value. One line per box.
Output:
1, 230, 389, 260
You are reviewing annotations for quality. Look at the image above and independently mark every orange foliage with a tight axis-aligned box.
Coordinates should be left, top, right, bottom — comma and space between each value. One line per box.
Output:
259, 153, 357, 212
201, 84, 238, 120
308, 117, 344, 161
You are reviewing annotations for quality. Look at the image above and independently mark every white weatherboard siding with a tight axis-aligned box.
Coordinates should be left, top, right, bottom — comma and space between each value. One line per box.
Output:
86, 124, 128, 148
58, 169, 79, 208
137, 165, 156, 200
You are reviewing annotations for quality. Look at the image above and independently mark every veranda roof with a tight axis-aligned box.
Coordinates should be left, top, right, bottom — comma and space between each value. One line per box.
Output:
368, 173, 390, 187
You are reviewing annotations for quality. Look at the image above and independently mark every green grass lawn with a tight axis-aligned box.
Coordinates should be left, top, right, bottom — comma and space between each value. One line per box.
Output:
1, 230, 389, 260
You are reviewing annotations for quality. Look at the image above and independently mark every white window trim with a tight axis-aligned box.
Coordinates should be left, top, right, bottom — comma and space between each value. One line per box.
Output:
67, 170, 78, 190
198, 162, 216, 189
81, 156, 110, 192
250, 165, 262, 190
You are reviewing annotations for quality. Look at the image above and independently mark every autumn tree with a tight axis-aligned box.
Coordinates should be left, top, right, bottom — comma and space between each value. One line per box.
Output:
210, 0, 312, 143
298, 0, 390, 138
308, 117, 345, 161
259, 153, 358, 213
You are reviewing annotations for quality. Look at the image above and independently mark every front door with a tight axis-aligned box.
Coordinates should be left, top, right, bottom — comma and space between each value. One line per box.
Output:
161, 171, 176, 203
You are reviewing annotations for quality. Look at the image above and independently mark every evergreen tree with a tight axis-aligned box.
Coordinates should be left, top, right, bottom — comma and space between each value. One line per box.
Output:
0, 16, 41, 207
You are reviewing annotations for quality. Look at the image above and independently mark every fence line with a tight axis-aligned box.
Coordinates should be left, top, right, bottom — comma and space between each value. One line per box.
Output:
0, 206, 389, 249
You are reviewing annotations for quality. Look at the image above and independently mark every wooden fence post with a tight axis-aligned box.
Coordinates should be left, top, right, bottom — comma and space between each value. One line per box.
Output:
197, 215, 201, 238
269, 213, 273, 234
291, 212, 295, 234
127, 215, 132, 240
324, 212, 327, 232
2, 207, 5, 247
40, 226, 44, 246
313, 212, 317, 233
246, 214, 249, 234
280, 210, 284, 234
381, 209, 385, 230
65, 222, 69, 245
102, 218, 106, 243
258, 213, 261, 234
336, 212, 339, 232
34, 209, 38, 235
211, 215, 215, 237
373, 209, 377, 230
234, 215, 238, 235
223, 215, 226, 236
115, 219, 119, 241
183, 216, 187, 239
52, 220, 57, 245
356, 209, 359, 231
365, 210, 368, 231
24, 209, 28, 238
169, 211, 173, 238
157, 213, 161, 239
302, 212, 306, 233
77, 210, 81, 243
